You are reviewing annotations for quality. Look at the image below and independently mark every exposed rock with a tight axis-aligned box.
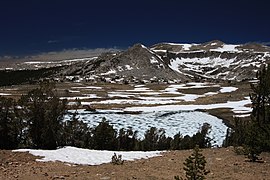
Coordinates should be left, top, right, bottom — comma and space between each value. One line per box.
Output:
22, 41, 270, 83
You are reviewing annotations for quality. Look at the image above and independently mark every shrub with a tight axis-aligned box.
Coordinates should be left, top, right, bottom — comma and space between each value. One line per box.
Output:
111, 153, 124, 165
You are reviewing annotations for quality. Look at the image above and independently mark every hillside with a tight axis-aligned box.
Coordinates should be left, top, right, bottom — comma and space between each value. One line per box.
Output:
151, 40, 270, 81
1, 147, 270, 179
59, 40, 270, 83
1, 41, 269, 84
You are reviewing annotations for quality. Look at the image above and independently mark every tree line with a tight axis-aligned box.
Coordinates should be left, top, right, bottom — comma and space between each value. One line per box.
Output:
224, 65, 270, 161
0, 81, 212, 150
0, 67, 61, 86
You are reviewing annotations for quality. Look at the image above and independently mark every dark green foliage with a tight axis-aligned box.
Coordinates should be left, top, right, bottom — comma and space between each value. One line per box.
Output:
175, 145, 210, 180
249, 65, 270, 152
174, 123, 212, 150
224, 65, 270, 161
191, 123, 212, 149
19, 81, 67, 149
223, 118, 249, 147
117, 128, 138, 151
170, 133, 183, 150
140, 127, 171, 150
92, 118, 117, 150
0, 97, 22, 149
60, 111, 91, 148
0, 67, 61, 86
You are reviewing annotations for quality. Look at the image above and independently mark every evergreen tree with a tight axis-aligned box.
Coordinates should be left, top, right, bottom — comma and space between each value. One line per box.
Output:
92, 118, 117, 150
175, 145, 210, 180
61, 111, 91, 148
0, 97, 21, 149
222, 117, 249, 147
249, 65, 270, 151
117, 128, 138, 151
170, 132, 183, 150
223, 65, 270, 161
20, 81, 67, 149
192, 123, 212, 148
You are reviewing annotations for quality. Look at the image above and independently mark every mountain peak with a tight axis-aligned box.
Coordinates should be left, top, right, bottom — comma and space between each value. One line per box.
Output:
204, 40, 225, 46
59, 40, 270, 83
131, 43, 147, 49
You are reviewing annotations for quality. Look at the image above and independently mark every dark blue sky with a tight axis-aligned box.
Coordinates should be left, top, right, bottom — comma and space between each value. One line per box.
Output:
0, 0, 269, 56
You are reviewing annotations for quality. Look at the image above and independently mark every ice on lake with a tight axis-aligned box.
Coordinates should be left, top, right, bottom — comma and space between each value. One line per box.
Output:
65, 110, 228, 146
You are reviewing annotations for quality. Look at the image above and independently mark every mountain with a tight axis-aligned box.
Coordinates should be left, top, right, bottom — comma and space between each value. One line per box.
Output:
60, 40, 270, 83
3, 41, 258, 83
62, 43, 189, 83
151, 40, 270, 81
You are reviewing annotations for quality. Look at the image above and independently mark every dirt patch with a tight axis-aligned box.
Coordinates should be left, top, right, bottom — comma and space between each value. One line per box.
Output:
1, 147, 270, 180
179, 86, 220, 95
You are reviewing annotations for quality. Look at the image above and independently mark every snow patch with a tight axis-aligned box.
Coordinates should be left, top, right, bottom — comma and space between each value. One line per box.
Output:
219, 87, 238, 93
14, 146, 162, 165
211, 44, 241, 53
0, 93, 11, 96
150, 56, 159, 64
100, 69, 116, 75
125, 65, 133, 70
125, 97, 252, 114
71, 86, 102, 89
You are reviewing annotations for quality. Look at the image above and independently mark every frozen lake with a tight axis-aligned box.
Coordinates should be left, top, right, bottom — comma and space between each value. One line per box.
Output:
65, 110, 228, 146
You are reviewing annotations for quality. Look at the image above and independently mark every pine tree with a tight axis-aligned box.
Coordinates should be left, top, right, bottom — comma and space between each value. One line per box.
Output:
92, 118, 117, 150
250, 65, 270, 150
175, 145, 210, 180
0, 97, 21, 149
117, 128, 138, 151
61, 111, 90, 148
20, 81, 67, 149
170, 132, 183, 150
245, 65, 270, 161
223, 65, 270, 161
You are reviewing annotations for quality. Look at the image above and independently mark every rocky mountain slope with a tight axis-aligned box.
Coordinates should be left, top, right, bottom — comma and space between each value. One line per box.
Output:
3, 41, 268, 83
61, 44, 189, 83
60, 40, 270, 83
151, 40, 270, 81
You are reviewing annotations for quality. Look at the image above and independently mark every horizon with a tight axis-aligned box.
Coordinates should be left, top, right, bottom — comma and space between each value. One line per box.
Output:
0, 0, 269, 56
1, 39, 270, 60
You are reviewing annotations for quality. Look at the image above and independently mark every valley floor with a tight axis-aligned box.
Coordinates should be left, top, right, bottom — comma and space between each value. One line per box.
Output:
1, 147, 270, 180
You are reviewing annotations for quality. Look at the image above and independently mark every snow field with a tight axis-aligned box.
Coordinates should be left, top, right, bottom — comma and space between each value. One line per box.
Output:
14, 146, 162, 165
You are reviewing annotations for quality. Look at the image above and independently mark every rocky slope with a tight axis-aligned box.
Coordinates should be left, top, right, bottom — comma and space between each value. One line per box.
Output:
60, 40, 270, 83
151, 40, 270, 81
3, 41, 268, 83
61, 43, 189, 83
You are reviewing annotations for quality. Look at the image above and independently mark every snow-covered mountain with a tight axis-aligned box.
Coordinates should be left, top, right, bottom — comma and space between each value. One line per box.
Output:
3, 40, 268, 82
59, 40, 270, 83
151, 40, 270, 81
61, 43, 188, 83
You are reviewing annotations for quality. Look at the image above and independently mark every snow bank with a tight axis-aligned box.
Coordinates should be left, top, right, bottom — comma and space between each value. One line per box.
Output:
0, 93, 11, 96
71, 86, 103, 89
14, 146, 162, 165
219, 87, 238, 93
124, 97, 251, 114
